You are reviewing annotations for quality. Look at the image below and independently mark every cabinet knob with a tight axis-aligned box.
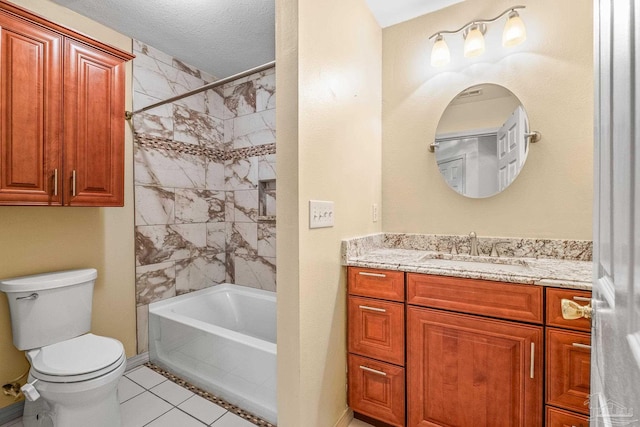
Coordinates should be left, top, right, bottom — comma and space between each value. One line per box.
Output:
561, 298, 593, 320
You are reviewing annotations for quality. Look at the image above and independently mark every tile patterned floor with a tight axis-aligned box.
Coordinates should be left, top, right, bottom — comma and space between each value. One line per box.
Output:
2, 366, 255, 427
0, 365, 375, 427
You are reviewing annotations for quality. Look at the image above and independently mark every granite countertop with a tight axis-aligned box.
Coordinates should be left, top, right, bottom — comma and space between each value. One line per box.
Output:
342, 234, 593, 290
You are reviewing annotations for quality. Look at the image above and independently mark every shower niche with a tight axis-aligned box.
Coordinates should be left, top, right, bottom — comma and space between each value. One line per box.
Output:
259, 179, 276, 222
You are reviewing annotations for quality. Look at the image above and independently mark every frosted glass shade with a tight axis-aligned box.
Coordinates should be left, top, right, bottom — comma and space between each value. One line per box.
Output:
430, 35, 450, 67
464, 26, 485, 57
503, 12, 526, 47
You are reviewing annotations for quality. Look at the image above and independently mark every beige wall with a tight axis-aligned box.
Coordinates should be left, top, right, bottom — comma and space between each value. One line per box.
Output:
0, 0, 135, 409
382, 0, 593, 239
276, 0, 382, 425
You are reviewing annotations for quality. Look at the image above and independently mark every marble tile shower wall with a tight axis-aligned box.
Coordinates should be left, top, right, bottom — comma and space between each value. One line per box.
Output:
132, 41, 276, 353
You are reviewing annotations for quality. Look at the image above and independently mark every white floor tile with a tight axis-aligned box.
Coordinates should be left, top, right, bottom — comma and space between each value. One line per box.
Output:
120, 391, 173, 427
178, 395, 227, 425
145, 408, 207, 427
125, 366, 167, 389
150, 379, 194, 406
210, 412, 255, 427
118, 376, 146, 403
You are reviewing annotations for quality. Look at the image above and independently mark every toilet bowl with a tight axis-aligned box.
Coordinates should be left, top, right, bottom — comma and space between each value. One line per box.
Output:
22, 334, 126, 427
0, 269, 127, 427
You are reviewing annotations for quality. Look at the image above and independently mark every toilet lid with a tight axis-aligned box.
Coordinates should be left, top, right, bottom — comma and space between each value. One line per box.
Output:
28, 334, 125, 382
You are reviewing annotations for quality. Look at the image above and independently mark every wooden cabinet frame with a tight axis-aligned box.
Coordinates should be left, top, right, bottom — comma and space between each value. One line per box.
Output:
0, 0, 133, 206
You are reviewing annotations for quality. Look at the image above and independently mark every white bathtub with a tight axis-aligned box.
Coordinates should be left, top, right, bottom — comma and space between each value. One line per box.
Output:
149, 284, 276, 424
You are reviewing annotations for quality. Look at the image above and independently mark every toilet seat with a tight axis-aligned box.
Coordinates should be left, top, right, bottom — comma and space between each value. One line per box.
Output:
27, 333, 125, 383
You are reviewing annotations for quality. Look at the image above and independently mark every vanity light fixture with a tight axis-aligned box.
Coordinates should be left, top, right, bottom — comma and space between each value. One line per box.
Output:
429, 5, 527, 67
430, 34, 451, 67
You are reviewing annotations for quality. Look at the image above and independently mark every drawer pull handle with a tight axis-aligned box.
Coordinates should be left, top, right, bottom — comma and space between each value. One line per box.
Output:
72, 170, 77, 197
358, 272, 387, 278
561, 299, 593, 320
530, 342, 535, 379
359, 365, 387, 376
53, 169, 58, 196
359, 305, 386, 313
572, 343, 592, 350
573, 296, 591, 302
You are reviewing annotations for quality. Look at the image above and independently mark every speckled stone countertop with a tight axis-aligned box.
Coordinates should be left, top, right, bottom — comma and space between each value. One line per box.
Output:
342, 233, 593, 290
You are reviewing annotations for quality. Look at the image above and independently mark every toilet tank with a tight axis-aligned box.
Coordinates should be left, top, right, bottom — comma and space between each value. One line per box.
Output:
0, 269, 97, 350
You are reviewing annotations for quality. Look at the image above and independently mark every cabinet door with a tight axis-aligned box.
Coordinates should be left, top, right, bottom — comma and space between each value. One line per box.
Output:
407, 307, 543, 427
348, 296, 404, 366
0, 13, 63, 205
546, 328, 591, 415
63, 39, 125, 206
348, 353, 405, 427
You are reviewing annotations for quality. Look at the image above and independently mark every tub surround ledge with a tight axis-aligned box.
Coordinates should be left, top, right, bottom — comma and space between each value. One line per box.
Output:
342, 233, 592, 290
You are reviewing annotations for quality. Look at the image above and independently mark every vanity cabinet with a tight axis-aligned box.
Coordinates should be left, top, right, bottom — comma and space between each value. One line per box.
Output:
347, 267, 405, 426
0, 1, 134, 206
406, 274, 544, 427
346, 267, 592, 427
545, 288, 592, 423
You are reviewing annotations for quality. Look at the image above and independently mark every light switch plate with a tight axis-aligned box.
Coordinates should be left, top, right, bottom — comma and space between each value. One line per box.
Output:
309, 200, 335, 229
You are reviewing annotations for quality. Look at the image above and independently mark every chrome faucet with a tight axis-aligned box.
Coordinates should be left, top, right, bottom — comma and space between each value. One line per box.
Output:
469, 231, 479, 256
490, 240, 510, 257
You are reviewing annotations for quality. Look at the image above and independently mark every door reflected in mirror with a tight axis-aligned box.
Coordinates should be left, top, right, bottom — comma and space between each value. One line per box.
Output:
433, 84, 531, 198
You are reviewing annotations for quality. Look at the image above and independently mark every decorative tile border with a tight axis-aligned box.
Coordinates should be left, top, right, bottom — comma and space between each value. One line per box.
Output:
135, 133, 276, 162
145, 362, 277, 427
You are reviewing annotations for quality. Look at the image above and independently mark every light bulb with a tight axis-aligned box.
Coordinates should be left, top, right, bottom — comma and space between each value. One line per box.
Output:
503, 11, 526, 47
430, 35, 450, 67
464, 25, 485, 57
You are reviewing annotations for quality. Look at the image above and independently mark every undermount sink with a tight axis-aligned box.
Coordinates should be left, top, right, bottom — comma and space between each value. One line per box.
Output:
417, 255, 533, 274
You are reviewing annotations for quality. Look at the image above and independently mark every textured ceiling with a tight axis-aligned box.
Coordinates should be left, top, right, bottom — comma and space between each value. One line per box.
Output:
50, 0, 460, 79
50, 0, 275, 79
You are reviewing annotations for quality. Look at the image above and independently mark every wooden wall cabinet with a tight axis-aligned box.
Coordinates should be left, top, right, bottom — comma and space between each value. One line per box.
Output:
0, 1, 133, 206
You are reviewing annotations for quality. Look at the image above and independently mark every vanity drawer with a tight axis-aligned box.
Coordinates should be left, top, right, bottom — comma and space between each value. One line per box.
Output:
546, 406, 589, 427
546, 328, 591, 415
348, 353, 405, 427
406, 273, 543, 323
348, 296, 404, 366
546, 288, 592, 332
348, 267, 404, 302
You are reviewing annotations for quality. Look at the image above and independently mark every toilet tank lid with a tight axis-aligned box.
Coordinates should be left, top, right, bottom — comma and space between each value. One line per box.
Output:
0, 269, 97, 293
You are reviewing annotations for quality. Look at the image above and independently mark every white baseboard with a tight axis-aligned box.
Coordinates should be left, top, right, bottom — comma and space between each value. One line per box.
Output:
126, 352, 149, 371
0, 401, 24, 426
333, 408, 354, 427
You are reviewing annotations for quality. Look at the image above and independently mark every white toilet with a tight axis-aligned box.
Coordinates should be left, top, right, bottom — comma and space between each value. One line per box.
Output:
0, 269, 126, 427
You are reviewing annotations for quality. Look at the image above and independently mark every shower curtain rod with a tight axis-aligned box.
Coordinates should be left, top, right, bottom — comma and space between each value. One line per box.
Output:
125, 60, 276, 120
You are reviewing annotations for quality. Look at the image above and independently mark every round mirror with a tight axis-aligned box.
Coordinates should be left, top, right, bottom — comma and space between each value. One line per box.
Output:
433, 84, 531, 198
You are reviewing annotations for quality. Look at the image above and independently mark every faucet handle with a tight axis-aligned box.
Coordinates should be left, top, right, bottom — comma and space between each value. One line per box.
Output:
490, 240, 510, 257
469, 231, 477, 238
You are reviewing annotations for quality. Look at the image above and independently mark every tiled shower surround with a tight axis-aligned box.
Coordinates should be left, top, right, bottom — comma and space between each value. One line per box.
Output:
133, 41, 276, 353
